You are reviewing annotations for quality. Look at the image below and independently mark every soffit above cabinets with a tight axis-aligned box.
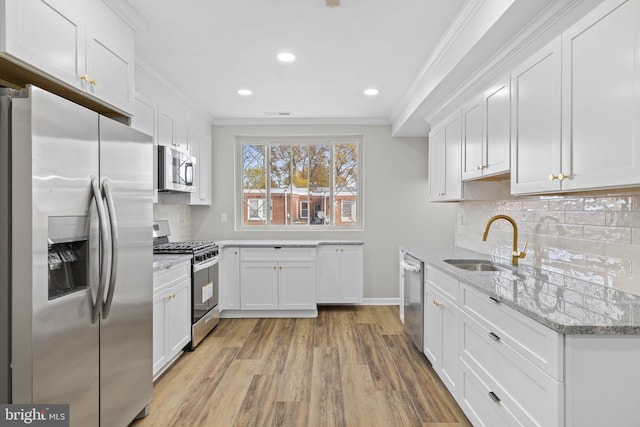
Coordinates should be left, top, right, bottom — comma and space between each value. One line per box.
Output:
105, 0, 603, 136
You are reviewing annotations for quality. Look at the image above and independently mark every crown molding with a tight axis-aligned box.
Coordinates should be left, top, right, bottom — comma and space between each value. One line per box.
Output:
212, 117, 390, 127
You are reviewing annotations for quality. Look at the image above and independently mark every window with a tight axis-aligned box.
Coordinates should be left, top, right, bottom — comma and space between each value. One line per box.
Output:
247, 198, 266, 221
300, 201, 309, 219
341, 200, 355, 222
238, 136, 362, 229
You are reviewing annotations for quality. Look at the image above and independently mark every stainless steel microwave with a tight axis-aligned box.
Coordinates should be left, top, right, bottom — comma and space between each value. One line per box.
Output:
158, 145, 196, 193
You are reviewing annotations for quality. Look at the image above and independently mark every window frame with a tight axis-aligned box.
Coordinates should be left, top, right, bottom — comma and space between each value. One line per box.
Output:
236, 135, 363, 231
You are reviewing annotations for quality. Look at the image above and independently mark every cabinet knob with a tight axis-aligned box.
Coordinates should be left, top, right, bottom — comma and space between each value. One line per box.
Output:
433, 300, 443, 307
549, 173, 567, 181
273, 266, 277, 270
279, 266, 283, 270
81, 74, 89, 82
90, 79, 97, 86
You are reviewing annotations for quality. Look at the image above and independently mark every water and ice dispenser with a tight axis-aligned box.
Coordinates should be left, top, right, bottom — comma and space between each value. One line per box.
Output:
47, 216, 89, 300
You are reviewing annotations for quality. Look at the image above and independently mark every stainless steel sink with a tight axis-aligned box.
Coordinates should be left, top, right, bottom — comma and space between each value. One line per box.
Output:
443, 259, 512, 272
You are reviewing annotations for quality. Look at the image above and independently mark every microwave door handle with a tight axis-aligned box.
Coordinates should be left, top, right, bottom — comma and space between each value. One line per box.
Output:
91, 177, 111, 324
101, 180, 118, 320
185, 162, 194, 186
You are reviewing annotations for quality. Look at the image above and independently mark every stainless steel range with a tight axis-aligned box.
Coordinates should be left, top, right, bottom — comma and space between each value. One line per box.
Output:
153, 221, 219, 348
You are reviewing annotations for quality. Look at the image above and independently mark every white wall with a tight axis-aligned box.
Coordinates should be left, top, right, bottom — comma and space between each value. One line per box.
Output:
191, 124, 456, 300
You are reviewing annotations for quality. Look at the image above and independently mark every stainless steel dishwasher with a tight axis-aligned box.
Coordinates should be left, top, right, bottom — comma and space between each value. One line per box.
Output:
401, 252, 424, 351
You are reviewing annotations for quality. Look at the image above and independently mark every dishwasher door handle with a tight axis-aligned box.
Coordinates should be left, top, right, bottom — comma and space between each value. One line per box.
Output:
401, 260, 422, 273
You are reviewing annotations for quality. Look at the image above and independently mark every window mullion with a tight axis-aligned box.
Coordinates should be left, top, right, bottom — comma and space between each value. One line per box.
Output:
265, 143, 271, 226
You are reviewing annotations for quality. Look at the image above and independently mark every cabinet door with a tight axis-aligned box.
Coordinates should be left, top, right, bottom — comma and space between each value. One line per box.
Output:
152, 290, 168, 377
429, 111, 462, 201
189, 130, 212, 206
440, 295, 459, 399
511, 37, 562, 194
85, 25, 134, 113
278, 261, 316, 310
158, 112, 174, 147
167, 280, 191, 355
316, 246, 340, 303
219, 248, 240, 311
561, 0, 640, 191
423, 286, 442, 367
461, 97, 484, 180
240, 262, 278, 310
443, 112, 463, 200
483, 77, 510, 177
338, 246, 363, 303
2, 0, 85, 86
174, 121, 189, 152
428, 126, 446, 201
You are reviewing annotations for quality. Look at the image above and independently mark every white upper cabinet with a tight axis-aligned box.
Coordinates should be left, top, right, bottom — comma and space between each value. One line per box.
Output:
560, 0, 640, 191
512, 0, 640, 195
511, 37, 562, 195
429, 110, 462, 201
461, 96, 484, 180
482, 77, 511, 177
1, 0, 135, 114
462, 76, 511, 181
189, 129, 212, 206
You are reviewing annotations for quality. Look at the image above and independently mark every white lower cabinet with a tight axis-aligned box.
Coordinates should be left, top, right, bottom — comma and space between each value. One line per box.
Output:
239, 248, 316, 311
219, 247, 240, 311
423, 265, 460, 399
316, 245, 363, 304
153, 260, 191, 380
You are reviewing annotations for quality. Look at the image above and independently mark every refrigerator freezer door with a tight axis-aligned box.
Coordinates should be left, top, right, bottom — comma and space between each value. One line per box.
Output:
98, 116, 153, 426
11, 87, 101, 426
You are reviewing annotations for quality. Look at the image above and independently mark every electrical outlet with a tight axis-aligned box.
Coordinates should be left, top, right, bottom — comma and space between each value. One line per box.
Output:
221, 213, 228, 223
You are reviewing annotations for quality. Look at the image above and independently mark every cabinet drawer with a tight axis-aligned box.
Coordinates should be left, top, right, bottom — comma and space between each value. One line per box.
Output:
460, 283, 563, 379
153, 261, 190, 293
461, 313, 563, 427
459, 359, 521, 427
426, 265, 459, 304
240, 247, 316, 262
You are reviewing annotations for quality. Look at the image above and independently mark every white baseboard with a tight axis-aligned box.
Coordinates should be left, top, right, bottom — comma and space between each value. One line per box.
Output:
361, 297, 400, 306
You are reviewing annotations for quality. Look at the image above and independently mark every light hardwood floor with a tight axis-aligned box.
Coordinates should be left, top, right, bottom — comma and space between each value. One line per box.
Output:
132, 305, 471, 427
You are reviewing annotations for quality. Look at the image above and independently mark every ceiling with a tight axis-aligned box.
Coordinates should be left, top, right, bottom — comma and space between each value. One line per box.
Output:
110, 0, 467, 130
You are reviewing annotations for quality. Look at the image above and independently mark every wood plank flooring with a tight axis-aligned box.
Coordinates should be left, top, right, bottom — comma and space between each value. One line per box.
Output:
132, 306, 471, 427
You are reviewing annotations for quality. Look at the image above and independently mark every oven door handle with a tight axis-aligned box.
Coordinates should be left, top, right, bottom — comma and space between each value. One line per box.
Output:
193, 257, 219, 272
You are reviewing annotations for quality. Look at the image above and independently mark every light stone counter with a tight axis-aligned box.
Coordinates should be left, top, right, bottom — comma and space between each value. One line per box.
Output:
152, 254, 192, 272
218, 240, 364, 248
401, 245, 640, 335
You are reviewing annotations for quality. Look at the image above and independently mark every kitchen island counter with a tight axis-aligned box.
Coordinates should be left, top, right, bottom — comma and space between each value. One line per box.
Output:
400, 245, 640, 335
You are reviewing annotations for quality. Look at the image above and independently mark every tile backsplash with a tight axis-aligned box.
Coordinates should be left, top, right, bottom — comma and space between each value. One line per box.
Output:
456, 189, 640, 296
153, 204, 192, 241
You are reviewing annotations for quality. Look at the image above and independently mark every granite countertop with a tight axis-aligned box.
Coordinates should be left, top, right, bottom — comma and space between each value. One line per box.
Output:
218, 240, 364, 248
152, 254, 192, 272
400, 245, 640, 335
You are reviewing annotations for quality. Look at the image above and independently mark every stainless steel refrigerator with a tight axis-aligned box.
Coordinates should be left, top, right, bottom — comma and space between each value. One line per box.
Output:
0, 85, 153, 426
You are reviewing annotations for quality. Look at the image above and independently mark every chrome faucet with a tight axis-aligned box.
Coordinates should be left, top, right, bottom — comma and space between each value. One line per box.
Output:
482, 214, 528, 265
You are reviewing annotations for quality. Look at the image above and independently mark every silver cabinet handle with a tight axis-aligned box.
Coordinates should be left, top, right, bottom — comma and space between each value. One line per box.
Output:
102, 180, 118, 320
91, 177, 111, 324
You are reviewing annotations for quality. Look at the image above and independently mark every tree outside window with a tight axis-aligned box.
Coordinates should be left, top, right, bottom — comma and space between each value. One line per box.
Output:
238, 136, 361, 229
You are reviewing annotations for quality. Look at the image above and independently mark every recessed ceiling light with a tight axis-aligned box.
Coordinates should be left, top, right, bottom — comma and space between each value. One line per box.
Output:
277, 52, 296, 63
237, 89, 253, 96
364, 88, 379, 96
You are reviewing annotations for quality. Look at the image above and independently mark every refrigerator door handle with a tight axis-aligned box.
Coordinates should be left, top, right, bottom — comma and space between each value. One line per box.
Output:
102, 180, 119, 320
91, 177, 111, 324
